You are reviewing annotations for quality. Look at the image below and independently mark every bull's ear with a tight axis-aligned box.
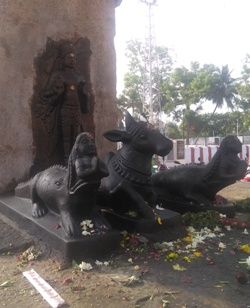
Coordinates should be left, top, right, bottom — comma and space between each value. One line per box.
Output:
103, 130, 131, 143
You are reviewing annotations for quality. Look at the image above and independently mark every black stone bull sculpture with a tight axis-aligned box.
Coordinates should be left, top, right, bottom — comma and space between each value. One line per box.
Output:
152, 135, 248, 213
99, 112, 173, 226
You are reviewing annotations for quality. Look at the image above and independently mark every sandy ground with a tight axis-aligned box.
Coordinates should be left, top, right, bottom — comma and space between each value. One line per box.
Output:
219, 181, 250, 201
0, 181, 249, 308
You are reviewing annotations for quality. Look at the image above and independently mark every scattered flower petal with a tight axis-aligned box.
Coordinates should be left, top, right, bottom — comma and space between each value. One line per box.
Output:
166, 252, 179, 261
239, 256, 250, 269
242, 228, 249, 235
95, 260, 110, 266
218, 242, 226, 250
80, 219, 95, 236
193, 251, 202, 258
214, 226, 222, 232
240, 244, 250, 254
219, 214, 226, 218
183, 235, 192, 243
172, 264, 186, 271
183, 256, 191, 263
157, 217, 162, 225
78, 261, 93, 271
82, 230, 91, 236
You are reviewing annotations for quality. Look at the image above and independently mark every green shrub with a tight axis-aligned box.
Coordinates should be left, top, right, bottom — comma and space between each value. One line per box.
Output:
235, 198, 250, 212
182, 211, 221, 230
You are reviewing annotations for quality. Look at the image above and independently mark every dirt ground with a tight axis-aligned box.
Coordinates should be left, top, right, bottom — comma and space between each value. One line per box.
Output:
219, 181, 250, 202
0, 182, 250, 308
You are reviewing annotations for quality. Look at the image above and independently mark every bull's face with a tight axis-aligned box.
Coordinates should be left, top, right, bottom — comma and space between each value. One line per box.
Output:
129, 127, 173, 156
103, 112, 173, 157
220, 135, 242, 154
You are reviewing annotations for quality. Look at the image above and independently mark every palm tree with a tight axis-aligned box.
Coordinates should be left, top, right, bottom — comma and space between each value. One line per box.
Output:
208, 65, 238, 116
194, 65, 238, 143
195, 65, 238, 144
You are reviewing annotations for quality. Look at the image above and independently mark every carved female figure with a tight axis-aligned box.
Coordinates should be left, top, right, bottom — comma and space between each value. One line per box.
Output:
41, 42, 89, 164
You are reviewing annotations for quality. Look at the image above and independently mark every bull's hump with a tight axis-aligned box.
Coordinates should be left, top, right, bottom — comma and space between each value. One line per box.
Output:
152, 164, 205, 184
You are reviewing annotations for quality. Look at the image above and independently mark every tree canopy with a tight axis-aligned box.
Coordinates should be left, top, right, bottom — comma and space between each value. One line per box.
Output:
118, 40, 173, 119
237, 54, 250, 111
118, 39, 250, 142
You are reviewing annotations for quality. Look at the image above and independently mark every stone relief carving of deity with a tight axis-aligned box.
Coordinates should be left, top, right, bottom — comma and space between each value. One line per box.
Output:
31, 37, 94, 173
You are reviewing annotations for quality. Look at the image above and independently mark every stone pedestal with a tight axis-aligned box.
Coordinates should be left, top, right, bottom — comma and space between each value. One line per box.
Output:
0, 195, 121, 260
0, 195, 186, 260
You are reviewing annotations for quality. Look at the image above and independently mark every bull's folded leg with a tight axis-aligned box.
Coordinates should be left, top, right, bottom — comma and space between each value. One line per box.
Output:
32, 202, 48, 218
118, 183, 155, 220
31, 184, 48, 218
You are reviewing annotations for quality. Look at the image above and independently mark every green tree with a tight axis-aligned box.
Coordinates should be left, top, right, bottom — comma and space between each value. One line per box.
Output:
206, 65, 238, 115
162, 63, 216, 144
237, 54, 250, 111
196, 111, 250, 137
192, 65, 239, 142
164, 122, 182, 139
118, 40, 173, 118
163, 63, 239, 143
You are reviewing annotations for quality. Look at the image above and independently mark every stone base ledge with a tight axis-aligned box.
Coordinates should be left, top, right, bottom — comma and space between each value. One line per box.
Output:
0, 195, 121, 261
0, 195, 186, 261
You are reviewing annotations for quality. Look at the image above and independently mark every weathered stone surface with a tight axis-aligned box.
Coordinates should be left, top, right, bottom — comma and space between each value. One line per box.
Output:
0, 213, 33, 253
0, 0, 118, 192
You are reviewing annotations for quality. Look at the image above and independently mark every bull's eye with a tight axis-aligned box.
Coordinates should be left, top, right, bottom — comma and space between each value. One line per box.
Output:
139, 134, 147, 140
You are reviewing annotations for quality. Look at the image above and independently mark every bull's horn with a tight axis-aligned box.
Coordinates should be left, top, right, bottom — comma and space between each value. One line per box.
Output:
125, 112, 136, 130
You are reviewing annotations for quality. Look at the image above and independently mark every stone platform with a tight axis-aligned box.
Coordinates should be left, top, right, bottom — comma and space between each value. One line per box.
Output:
0, 195, 121, 261
0, 195, 186, 261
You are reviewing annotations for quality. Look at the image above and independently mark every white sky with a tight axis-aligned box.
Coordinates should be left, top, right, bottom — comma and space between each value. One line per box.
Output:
115, 0, 250, 99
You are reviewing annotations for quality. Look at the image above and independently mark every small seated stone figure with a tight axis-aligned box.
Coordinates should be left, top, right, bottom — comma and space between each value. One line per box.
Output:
152, 135, 248, 212
17, 133, 109, 237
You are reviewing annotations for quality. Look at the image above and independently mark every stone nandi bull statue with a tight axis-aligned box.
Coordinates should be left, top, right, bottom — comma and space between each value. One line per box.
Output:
100, 112, 173, 228
152, 135, 248, 213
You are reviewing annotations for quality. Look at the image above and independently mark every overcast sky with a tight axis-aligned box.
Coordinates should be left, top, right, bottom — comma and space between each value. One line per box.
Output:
115, 0, 250, 96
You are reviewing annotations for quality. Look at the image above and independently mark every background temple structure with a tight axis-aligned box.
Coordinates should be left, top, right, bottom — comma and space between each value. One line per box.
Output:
0, 0, 121, 192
